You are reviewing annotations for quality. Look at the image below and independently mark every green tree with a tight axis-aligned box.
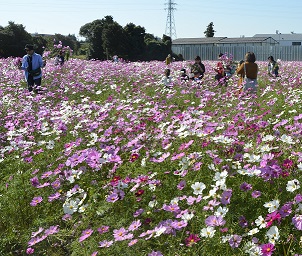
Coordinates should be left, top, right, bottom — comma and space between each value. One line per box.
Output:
102, 22, 128, 60
32, 35, 48, 55
143, 34, 171, 61
204, 22, 215, 37
0, 21, 32, 57
79, 16, 115, 60
123, 23, 146, 61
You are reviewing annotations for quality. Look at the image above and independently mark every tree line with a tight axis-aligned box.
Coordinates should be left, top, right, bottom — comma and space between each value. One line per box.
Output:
0, 16, 176, 61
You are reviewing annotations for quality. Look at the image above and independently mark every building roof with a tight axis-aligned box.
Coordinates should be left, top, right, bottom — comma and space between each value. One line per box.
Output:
254, 33, 302, 41
172, 37, 226, 45
217, 37, 278, 44
172, 37, 278, 45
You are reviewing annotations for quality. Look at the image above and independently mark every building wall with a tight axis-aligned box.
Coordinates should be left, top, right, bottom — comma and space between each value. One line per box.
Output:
172, 44, 302, 61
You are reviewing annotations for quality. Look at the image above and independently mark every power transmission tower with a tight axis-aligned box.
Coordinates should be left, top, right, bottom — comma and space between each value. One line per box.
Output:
165, 0, 177, 39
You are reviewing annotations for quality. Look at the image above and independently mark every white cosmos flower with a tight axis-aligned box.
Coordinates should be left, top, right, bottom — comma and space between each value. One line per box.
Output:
200, 226, 216, 238
63, 199, 79, 214
154, 226, 166, 237
214, 206, 229, 217
46, 140, 55, 149
181, 212, 194, 221
280, 134, 295, 144
191, 182, 206, 195
258, 144, 272, 153
247, 228, 260, 236
262, 135, 275, 142
244, 153, 261, 163
286, 179, 300, 192
255, 215, 266, 229
266, 226, 280, 244
148, 200, 158, 208
170, 197, 179, 205
214, 170, 228, 181
263, 199, 280, 213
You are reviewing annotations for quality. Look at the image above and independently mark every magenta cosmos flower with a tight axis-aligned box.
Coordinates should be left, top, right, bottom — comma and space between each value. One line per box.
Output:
261, 243, 275, 256
185, 233, 200, 247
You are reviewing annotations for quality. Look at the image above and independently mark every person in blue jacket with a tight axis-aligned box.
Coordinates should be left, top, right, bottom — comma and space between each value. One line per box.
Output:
19, 44, 46, 93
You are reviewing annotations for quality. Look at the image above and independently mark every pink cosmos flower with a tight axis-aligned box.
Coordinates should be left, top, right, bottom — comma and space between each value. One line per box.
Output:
229, 234, 242, 248
30, 196, 43, 206
239, 182, 252, 191
79, 229, 93, 243
31, 227, 44, 237
44, 225, 60, 236
177, 180, 186, 190
162, 204, 180, 213
48, 192, 61, 202
113, 227, 128, 241
26, 248, 34, 254
292, 215, 302, 230
128, 220, 141, 231
128, 239, 138, 246
106, 193, 119, 203
97, 225, 110, 234
251, 190, 261, 198
205, 215, 226, 227
171, 152, 185, 161
98, 240, 113, 248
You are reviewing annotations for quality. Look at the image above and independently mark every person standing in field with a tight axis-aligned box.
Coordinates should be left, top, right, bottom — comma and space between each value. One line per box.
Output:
165, 54, 172, 65
267, 56, 279, 77
236, 52, 258, 94
19, 44, 46, 93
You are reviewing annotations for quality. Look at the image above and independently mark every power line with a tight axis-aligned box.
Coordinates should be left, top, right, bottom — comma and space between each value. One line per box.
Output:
165, 0, 177, 39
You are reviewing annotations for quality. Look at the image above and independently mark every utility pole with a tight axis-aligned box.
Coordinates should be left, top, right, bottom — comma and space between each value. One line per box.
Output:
165, 0, 177, 39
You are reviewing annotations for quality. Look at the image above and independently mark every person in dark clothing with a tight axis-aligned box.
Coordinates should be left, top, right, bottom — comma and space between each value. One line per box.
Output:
267, 56, 279, 77
55, 51, 65, 66
190, 56, 205, 80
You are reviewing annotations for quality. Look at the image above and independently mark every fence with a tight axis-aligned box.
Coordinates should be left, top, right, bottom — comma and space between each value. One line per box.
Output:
172, 45, 302, 61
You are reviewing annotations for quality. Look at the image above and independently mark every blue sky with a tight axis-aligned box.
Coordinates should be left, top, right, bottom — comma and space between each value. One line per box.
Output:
1, 0, 301, 40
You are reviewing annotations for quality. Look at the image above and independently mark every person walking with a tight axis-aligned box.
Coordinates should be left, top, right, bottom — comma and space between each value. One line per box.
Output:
19, 44, 46, 93
236, 52, 258, 94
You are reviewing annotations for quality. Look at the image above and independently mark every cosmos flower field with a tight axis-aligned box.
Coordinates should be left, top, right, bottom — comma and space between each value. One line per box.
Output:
1, 57, 302, 256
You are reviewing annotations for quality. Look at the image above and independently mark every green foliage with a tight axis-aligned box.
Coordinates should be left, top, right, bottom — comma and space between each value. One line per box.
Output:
0, 21, 32, 57
204, 22, 215, 38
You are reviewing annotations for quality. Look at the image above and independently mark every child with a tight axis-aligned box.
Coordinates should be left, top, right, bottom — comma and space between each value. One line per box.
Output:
162, 68, 173, 88
267, 56, 279, 77
180, 68, 189, 82
55, 51, 65, 66
214, 53, 225, 82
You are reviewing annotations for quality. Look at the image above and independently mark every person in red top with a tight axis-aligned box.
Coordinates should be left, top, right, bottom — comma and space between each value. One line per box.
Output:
214, 53, 225, 84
